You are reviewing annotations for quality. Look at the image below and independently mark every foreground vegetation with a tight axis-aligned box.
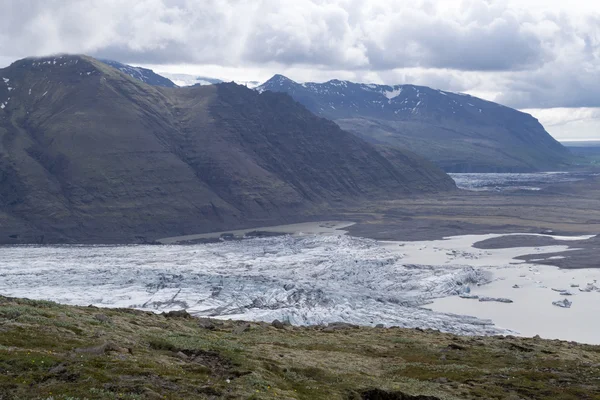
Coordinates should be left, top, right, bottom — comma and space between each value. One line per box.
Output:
0, 296, 599, 399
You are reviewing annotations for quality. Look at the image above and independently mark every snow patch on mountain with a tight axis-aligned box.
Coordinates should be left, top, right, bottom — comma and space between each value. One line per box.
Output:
257, 74, 495, 121
384, 87, 402, 100
27, 56, 80, 68
327, 79, 348, 88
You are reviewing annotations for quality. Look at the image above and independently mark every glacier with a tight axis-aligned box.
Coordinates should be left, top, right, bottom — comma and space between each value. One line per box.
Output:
0, 234, 505, 335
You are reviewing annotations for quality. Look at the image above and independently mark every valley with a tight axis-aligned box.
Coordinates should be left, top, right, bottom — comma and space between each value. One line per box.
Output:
3, 1, 600, 398
1, 55, 600, 399
3, 173, 600, 345
2, 177, 600, 398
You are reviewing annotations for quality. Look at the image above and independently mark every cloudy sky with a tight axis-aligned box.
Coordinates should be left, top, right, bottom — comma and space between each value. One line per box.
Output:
1, 0, 598, 141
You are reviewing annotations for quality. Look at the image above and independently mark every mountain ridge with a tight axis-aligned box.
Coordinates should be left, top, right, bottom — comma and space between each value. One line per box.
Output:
0, 55, 454, 243
258, 75, 572, 172
99, 59, 178, 87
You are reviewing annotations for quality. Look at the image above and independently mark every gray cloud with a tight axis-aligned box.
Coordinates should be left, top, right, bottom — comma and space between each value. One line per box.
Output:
242, 1, 367, 68
495, 14, 600, 108
524, 108, 600, 141
243, 0, 549, 72
0, 0, 556, 70
1, 0, 599, 111
361, 2, 547, 71
0, 0, 253, 66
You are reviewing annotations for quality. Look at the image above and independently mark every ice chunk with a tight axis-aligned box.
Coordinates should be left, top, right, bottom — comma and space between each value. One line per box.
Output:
478, 297, 513, 303
552, 299, 572, 308
579, 283, 599, 292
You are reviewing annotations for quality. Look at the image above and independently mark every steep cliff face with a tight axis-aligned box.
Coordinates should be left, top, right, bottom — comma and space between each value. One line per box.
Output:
0, 55, 454, 243
259, 75, 572, 172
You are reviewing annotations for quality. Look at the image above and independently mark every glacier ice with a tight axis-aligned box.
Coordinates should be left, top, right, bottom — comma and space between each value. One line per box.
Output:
0, 234, 505, 335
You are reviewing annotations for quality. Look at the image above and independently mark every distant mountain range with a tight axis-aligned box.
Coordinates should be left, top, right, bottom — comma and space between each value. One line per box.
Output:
101, 61, 571, 172
258, 75, 572, 172
97, 62, 261, 89
91, 62, 571, 174
157, 73, 223, 87
159, 73, 261, 89
99, 59, 177, 88
0, 55, 454, 243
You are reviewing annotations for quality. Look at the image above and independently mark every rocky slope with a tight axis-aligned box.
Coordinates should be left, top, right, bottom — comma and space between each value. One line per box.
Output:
1, 296, 599, 399
258, 75, 572, 172
0, 55, 454, 243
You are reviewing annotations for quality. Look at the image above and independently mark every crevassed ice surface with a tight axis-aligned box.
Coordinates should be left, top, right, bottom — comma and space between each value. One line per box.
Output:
450, 172, 599, 191
0, 235, 501, 335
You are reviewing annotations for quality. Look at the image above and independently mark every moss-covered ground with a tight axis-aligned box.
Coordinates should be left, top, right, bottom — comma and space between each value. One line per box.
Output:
0, 296, 599, 399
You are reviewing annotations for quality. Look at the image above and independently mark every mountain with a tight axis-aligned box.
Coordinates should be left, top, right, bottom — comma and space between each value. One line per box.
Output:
160, 73, 261, 88
159, 73, 223, 87
99, 59, 177, 88
0, 55, 454, 243
215, 79, 262, 89
258, 75, 572, 172
99, 67, 260, 89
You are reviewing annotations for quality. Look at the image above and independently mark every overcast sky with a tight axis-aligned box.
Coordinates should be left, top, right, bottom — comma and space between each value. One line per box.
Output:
1, 0, 599, 141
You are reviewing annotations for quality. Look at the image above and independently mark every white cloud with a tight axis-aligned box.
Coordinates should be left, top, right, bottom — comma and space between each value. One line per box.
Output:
0, 0, 591, 74
1, 0, 600, 139
524, 108, 600, 141
359, 0, 547, 71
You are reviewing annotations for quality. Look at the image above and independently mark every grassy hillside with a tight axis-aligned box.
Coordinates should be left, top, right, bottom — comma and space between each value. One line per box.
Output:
0, 296, 599, 399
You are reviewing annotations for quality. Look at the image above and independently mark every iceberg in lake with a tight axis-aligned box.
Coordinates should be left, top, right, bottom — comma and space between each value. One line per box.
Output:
552, 299, 572, 308
479, 297, 513, 303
